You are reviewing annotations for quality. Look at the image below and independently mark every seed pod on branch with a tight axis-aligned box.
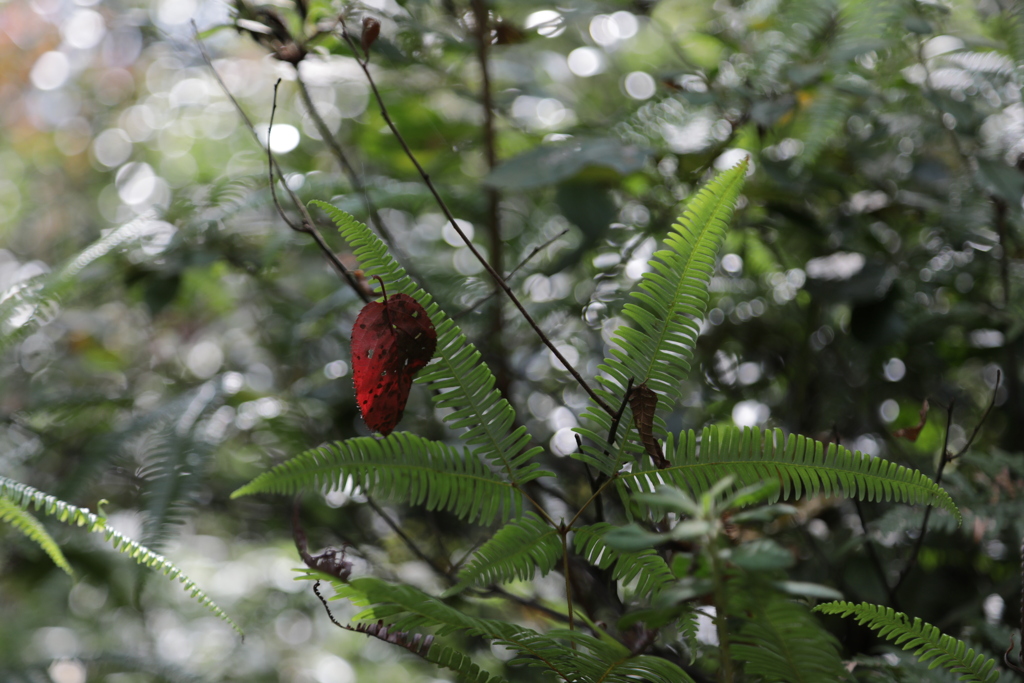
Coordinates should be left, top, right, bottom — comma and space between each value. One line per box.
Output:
361, 17, 381, 54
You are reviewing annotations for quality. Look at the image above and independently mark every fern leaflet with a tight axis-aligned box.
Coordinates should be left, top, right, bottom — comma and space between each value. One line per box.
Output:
814, 601, 1000, 683
324, 575, 694, 683
233, 432, 522, 524
0, 494, 74, 576
573, 523, 675, 599
444, 512, 561, 596
576, 161, 748, 476
0, 475, 242, 635
733, 588, 847, 682
617, 426, 960, 523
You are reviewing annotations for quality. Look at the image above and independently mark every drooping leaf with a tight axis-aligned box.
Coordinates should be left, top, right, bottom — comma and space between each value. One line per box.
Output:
629, 382, 669, 468
351, 290, 437, 435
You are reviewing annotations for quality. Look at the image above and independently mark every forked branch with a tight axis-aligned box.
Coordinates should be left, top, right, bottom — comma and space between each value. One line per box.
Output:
334, 16, 615, 417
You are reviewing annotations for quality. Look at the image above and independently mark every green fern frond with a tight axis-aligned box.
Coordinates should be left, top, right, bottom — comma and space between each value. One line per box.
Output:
0, 211, 160, 355
774, 0, 839, 56
734, 589, 847, 683
617, 426, 960, 523
576, 162, 748, 476
0, 494, 74, 576
138, 409, 218, 551
233, 432, 520, 525
311, 200, 547, 487
833, 0, 903, 61
793, 87, 853, 170
422, 642, 509, 683
328, 575, 694, 683
0, 475, 242, 636
814, 601, 1001, 683
445, 513, 561, 596
573, 523, 674, 599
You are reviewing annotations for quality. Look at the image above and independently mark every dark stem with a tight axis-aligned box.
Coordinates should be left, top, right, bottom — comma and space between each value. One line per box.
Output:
468, 0, 506, 397
452, 229, 568, 320
831, 426, 900, 608
335, 17, 615, 417
194, 24, 368, 302
560, 527, 576, 639
367, 497, 569, 623
892, 399, 955, 594
949, 369, 1001, 461
294, 76, 395, 247
313, 580, 344, 628
568, 377, 634, 529
854, 499, 900, 610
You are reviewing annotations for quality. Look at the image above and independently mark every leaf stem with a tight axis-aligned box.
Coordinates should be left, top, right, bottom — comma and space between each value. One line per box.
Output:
560, 526, 576, 640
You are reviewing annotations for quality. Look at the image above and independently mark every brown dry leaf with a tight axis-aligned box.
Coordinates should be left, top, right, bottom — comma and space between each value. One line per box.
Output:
629, 382, 669, 469
893, 399, 929, 441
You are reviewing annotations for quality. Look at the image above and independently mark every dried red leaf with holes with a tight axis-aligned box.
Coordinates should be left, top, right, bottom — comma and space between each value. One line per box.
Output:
351, 287, 436, 435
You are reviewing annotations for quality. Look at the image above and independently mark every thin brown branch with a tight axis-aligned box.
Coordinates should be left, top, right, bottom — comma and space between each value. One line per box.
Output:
335, 16, 615, 417
560, 527, 576, 639
268, 79, 369, 301
830, 425, 900, 608
469, 0, 506, 384
949, 370, 1001, 461
193, 23, 369, 301
892, 398, 955, 594
452, 228, 569, 319
570, 377, 635, 527
366, 497, 569, 624
293, 76, 395, 246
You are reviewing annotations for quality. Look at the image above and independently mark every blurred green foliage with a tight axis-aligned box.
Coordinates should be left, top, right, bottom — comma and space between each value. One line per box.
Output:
1, 0, 1024, 681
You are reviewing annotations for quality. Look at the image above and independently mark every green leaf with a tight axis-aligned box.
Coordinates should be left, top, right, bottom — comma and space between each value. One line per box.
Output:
0, 475, 242, 636
617, 426, 961, 524
575, 523, 676, 598
576, 160, 749, 476
311, 201, 548, 489
445, 513, 561, 595
0, 494, 74, 576
233, 432, 521, 525
814, 601, 1000, 683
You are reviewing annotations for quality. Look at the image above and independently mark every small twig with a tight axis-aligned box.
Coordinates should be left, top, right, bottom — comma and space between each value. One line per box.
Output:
367, 496, 451, 577
560, 526, 576, 639
452, 229, 569, 320
365, 498, 569, 623
608, 377, 636, 447
267, 79, 369, 300
193, 23, 368, 302
892, 399, 955, 594
468, 0, 506, 393
313, 580, 345, 628
854, 499, 900, 610
831, 426, 900, 608
567, 378, 634, 529
949, 370, 1001, 461
293, 76, 395, 247
335, 16, 615, 417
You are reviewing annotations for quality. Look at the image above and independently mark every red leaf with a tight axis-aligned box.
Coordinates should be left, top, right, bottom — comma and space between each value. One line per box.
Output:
351, 290, 436, 435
